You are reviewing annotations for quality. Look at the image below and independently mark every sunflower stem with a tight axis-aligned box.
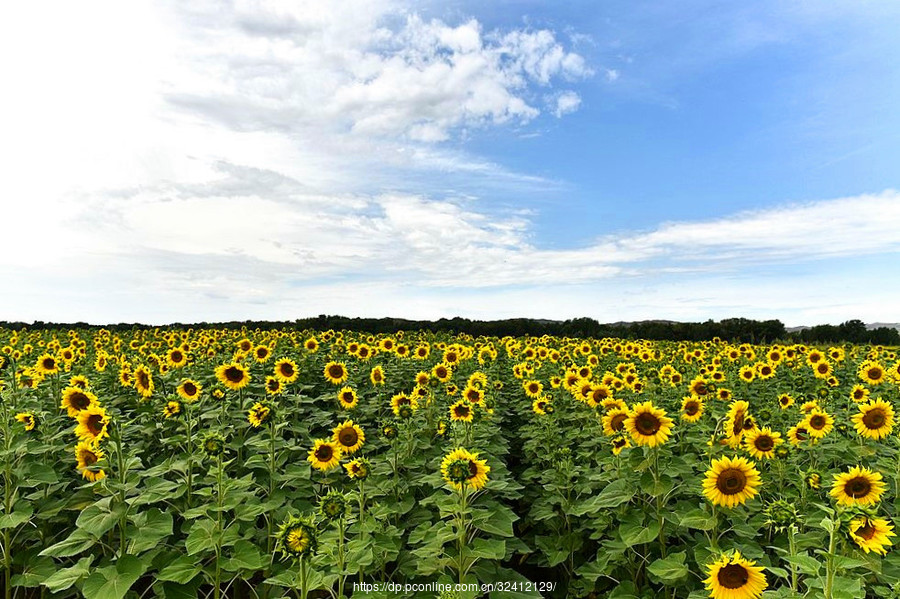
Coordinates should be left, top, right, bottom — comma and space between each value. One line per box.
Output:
824, 519, 837, 599
337, 516, 346, 599
787, 524, 798, 592
113, 420, 128, 557
358, 479, 366, 586
299, 555, 309, 599
456, 484, 469, 586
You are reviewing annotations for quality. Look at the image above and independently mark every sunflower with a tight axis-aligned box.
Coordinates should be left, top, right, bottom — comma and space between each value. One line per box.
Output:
612, 436, 630, 456
215, 362, 250, 391
253, 345, 271, 362
777, 394, 794, 409
308, 439, 342, 471
449, 399, 475, 422
337, 386, 358, 410
344, 458, 370, 480
70, 375, 90, 389
333, 420, 365, 454
74, 405, 110, 444
813, 360, 833, 379
852, 398, 895, 440
717, 388, 733, 402
60, 387, 98, 418
624, 402, 673, 447
248, 402, 273, 428
849, 516, 895, 555
602, 407, 630, 436
724, 400, 750, 446
787, 424, 810, 446
859, 361, 887, 385
702, 456, 762, 508
681, 397, 704, 422
738, 366, 755, 383
273, 358, 299, 383
440, 447, 490, 491
35, 353, 59, 375
532, 398, 551, 415
743, 427, 782, 460
265, 376, 283, 395
162, 401, 181, 419
176, 379, 202, 402
804, 409, 834, 439
830, 466, 886, 507
75, 440, 106, 482
276, 515, 317, 559
167, 348, 188, 368
704, 551, 767, 599
15, 412, 36, 431
319, 490, 347, 520
390, 392, 417, 417
850, 384, 870, 403
369, 366, 385, 386
323, 361, 348, 385
523, 380, 543, 399
432, 363, 452, 383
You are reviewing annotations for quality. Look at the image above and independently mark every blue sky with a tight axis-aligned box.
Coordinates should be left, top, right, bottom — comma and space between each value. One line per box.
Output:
1, 0, 899, 326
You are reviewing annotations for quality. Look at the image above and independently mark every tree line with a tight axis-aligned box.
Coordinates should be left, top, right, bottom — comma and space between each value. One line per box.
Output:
1, 317, 897, 345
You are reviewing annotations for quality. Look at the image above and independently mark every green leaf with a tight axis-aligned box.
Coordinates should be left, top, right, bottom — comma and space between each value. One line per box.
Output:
81, 554, 148, 599
0, 504, 32, 530
678, 509, 716, 531
225, 539, 267, 571
76, 498, 126, 538
128, 508, 173, 554
185, 519, 218, 556
41, 557, 93, 593
472, 504, 518, 537
591, 479, 635, 509
39, 529, 98, 558
620, 519, 660, 545
470, 538, 506, 560
647, 552, 688, 584
156, 556, 202, 584
782, 554, 822, 576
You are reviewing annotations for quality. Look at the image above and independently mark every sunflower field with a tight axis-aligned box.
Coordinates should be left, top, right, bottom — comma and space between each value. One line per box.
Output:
2, 327, 900, 599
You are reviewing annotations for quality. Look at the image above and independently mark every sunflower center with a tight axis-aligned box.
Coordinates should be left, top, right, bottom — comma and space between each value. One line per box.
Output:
732, 413, 745, 436
846, 476, 872, 498
716, 468, 748, 495
342, 392, 354, 403
172, 351, 183, 362
468, 460, 478, 477
224, 366, 244, 383
685, 402, 700, 416
867, 368, 882, 380
338, 428, 358, 447
810, 415, 826, 429
82, 451, 98, 466
755, 436, 774, 452
138, 371, 150, 388
795, 427, 808, 440
183, 382, 197, 396
856, 521, 877, 540
87, 414, 104, 436
610, 413, 627, 431
328, 365, 344, 379
634, 412, 661, 436
280, 364, 295, 377
71, 392, 90, 410
717, 563, 749, 589
863, 408, 886, 429
455, 405, 470, 417
315, 445, 334, 461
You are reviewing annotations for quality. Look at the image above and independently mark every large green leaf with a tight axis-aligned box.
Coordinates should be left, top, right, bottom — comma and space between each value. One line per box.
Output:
156, 555, 202, 584
647, 552, 688, 584
81, 554, 148, 599
41, 556, 94, 593
39, 529, 99, 558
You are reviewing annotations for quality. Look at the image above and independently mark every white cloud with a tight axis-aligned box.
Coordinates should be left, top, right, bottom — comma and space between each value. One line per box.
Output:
553, 91, 582, 117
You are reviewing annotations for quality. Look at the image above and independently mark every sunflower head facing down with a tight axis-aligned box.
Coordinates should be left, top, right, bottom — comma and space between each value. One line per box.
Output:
440, 447, 490, 491
15, 412, 37, 431
624, 402, 673, 447
702, 455, 762, 509
849, 516, 895, 555
162, 401, 182, 419
308, 439, 342, 471
704, 551, 767, 599
332, 420, 365, 454
830, 466, 886, 507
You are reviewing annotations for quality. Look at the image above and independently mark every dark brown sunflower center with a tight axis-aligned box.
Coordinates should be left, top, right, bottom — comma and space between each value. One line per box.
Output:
868, 368, 882, 379
315, 445, 334, 461
137, 371, 150, 388
754, 435, 774, 452
171, 351, 183, 362
795, 427, 808, 440
87, 414, 104, 435
328, 365, 344, 379
854, 389, 865, 399
717, 563, 749, 589
684, 402, 700, 416
183, 382, 197, 395
780, 397, 790, 405
611, 413, 627, 431
466, 390, 480, 402
267, 379, 279, 390
280, 363, 295, 377
528, 384, 539, 393
455, 405, 470, 417
716, 468, 747, 495
863, 408, 886, 429
810, 415, 826, 429
732, 413, 745, 436
468, 460, 478, 476
342, 392, 354, 402
846, 477, 872, 498
817, 364, 828, 374
338, 428, 358, 447
224, 366, 243, 383
71, 392, 90, 410
82, 451, 98, 466
634, 412, 661, 436
43, 358, 56, 369
436, 368, 447, 377
856, 521, 877, 540
694, 383, 708, 395
257, 348, 268, 357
